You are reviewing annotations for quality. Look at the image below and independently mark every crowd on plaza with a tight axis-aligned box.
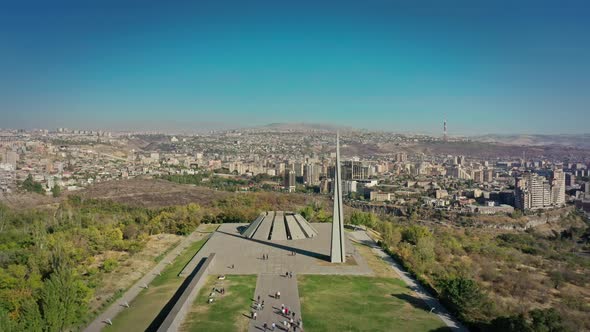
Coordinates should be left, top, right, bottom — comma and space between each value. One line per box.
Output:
250, 272, 303, 332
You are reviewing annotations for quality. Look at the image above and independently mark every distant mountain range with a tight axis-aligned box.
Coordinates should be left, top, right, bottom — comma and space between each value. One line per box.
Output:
228, 122, 590, 148
470, 134, 590, 148
256, 122, 354, 132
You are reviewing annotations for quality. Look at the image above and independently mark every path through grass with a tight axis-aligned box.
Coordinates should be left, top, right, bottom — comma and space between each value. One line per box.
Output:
103, 236, 209, 332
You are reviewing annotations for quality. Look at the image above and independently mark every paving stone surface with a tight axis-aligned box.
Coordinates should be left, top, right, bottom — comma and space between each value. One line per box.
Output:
182, 223, 372, 276
248, 273, 302, 332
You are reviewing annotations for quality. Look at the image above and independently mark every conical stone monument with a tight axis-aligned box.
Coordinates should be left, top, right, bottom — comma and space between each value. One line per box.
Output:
330, 132, 346, 263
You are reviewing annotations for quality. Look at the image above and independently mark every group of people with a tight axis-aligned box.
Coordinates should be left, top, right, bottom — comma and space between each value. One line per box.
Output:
215, 287, 225, 295
285, 271, 294, 279
262, 317, 303, 331
252, 295, 266, 320
280, 304, 295, 318
251, 292, 303, 331
262, 318, 303, 331
261, 253, 269, 260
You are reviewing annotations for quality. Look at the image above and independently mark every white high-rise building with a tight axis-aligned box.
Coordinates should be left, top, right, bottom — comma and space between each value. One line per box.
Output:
515, 170, 566, 210
343, 180, 357, 195
303, 163, 320, 186
551, 169, 566, 206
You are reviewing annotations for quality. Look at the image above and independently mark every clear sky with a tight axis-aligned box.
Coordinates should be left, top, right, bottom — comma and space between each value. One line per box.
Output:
1, 0, 589, 134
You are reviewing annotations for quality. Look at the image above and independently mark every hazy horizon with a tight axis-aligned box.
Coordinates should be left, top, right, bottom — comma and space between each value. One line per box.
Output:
3, 121, 590, 138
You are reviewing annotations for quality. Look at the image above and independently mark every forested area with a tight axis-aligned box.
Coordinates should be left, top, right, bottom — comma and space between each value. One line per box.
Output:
349, 210, 590, 331
0, 192, 320, 331
0, 196, 205, 331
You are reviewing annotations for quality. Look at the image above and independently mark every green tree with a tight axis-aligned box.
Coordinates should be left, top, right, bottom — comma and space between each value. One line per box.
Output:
489, 314, 531, 332
51, 185, 61, 198
40, 268, 91, 332
299, 205, 314, 221
22, 174, 44, 194
349, 211, 378, 228
21, 298, 44, 332
401, 225, 431, 245
102, 258, 118, 273
413, 236, 435, 273
380, 222, 402, 248
529, 308, 567, 332
0, 308, 21, 331
438, 277, 486, 322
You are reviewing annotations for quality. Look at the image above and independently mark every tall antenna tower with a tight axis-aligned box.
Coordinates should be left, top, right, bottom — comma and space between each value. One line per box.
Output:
443, 119, 447, 141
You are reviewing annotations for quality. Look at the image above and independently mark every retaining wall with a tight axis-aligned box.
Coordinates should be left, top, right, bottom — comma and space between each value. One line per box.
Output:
156, 253, 216, 332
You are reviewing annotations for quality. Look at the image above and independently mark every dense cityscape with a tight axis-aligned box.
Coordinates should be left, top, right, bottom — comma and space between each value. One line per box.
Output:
2, 125, 589, 218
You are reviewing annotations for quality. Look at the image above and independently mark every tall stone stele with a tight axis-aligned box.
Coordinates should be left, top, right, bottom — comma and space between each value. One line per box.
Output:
330, 132, 346, 263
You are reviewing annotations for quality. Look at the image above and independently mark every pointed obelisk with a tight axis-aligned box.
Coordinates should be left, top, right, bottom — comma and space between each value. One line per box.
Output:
330, 132, 346, 263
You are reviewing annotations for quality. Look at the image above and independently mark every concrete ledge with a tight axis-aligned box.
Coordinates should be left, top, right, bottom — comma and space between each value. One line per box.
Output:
179, 233, 212, 277
156, 253, 216, 332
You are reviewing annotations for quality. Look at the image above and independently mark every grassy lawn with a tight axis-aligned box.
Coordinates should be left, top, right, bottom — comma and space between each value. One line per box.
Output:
298, 275, 450, 332
181, 275, 257, 332
103, 237, 209, 332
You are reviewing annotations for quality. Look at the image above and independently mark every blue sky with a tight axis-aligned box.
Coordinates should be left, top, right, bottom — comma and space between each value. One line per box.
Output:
1, 0, 589, 134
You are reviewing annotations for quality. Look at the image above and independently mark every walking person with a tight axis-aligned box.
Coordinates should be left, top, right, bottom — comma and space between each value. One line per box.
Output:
277, 291, 281, 299
253, 312, 257, 320
271, 322, 276, 331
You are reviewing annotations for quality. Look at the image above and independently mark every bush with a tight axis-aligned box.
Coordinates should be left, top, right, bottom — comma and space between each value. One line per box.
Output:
102, 258, 118, 273
438, 277, 487, 322
401, 225, 431, 245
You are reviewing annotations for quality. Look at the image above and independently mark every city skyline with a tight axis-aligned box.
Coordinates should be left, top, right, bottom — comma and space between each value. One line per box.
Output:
1, 1, 589, 134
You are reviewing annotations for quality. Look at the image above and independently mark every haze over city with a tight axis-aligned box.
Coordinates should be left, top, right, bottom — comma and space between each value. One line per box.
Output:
2, 0, 589, 134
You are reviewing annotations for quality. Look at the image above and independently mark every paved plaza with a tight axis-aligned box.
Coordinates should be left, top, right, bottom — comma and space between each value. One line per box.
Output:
182, 223, 372, 276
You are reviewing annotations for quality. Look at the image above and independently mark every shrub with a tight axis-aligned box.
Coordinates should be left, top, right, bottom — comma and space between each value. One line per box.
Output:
102, 258, 118, 273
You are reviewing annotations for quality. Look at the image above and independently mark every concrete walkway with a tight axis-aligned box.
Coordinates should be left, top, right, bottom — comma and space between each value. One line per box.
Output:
349, 231, 469, 332
249, 273, 302, 332
84, 228, 210, 332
